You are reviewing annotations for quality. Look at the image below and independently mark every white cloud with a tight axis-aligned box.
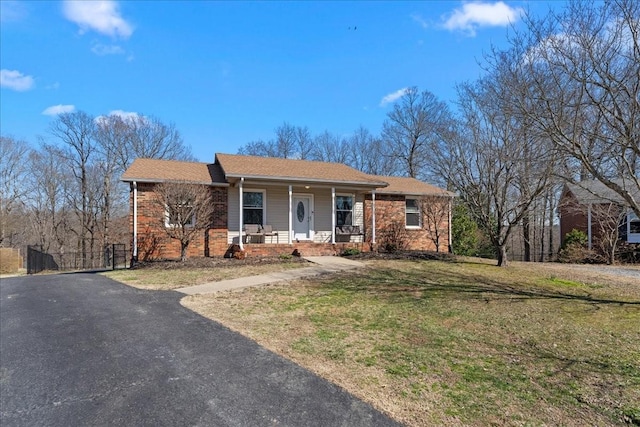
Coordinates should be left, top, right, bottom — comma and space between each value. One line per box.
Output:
91, 43, 125, 56
411, 13, 429, 29
443, 1, 523, 37
380, 88, 409, 107
1, 69, 35, 91
108, 109, 139, 119
95, 110, 142, 125
63, 0, 133, 38
42, 104, 76, 116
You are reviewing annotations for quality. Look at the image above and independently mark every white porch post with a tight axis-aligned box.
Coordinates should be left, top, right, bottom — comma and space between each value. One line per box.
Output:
371, 190, 376, 244
288, 186, 293, 244
132, 181, 138, 260
331, 187, 336, 244
587, 203, 592, 250
239, 178, 244, 250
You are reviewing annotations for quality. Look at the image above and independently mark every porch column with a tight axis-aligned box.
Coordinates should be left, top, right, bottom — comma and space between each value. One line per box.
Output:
587, 203, 592, 250
331, 187, 336, 244
239, 178, 244, 250
371, 190, 376, 244
132, 181, 138, 260
288, 185, 292, 244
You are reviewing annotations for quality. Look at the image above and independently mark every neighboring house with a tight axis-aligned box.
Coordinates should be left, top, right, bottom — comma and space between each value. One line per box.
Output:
121, 153, 455, 260
559, 179, 640, 249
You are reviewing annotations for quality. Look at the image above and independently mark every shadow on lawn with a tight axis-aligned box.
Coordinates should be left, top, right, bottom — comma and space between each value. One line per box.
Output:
331, 267, 640, 307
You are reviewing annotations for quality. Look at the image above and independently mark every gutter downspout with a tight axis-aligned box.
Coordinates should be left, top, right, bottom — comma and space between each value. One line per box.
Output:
239, 178, 244, 251
132, 181, 138, 262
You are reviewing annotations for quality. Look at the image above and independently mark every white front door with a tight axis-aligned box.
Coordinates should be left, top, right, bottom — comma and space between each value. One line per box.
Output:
292, 196, 312, 240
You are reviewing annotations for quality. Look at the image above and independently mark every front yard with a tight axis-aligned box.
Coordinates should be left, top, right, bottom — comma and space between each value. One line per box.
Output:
106, 256, 640, 426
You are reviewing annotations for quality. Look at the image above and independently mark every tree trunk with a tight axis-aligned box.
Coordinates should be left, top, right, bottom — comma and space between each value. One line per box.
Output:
497, 245, 509, 267
181, 241, 188, 262
522, 213, 531, 262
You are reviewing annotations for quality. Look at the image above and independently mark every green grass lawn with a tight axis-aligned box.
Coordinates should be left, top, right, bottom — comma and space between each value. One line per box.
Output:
182, 258, 640, 426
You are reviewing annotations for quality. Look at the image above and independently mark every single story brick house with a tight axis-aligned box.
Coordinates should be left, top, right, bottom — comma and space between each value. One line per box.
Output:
559, 179, 640, 249
121, 153, 455, 260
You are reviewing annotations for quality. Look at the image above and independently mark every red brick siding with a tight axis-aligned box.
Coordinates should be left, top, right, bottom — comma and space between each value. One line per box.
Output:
130, 183, 229, 260
364, 194, 450, 252
559, 194, 588, 245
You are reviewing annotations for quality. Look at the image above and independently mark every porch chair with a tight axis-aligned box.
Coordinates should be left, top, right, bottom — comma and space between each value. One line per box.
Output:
244, 224, 262, 243
261, 224, 279, 244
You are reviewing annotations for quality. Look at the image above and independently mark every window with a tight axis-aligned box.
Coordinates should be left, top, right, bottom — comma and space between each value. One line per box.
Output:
243, 191, 264, 225
336, 195, 353, 226
406, 198, 421, 227
166, 201, 194, 227
630, 212, 640, 234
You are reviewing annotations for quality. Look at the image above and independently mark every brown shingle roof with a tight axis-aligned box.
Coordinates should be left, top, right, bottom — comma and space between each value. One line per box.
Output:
215, 153, 388, 187
121, 158, 227, 185
371, 175, 454, 197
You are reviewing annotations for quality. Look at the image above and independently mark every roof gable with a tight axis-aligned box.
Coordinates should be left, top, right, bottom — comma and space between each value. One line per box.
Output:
370, 175, 454, 197
215, 153, 388, 187
121, 158, 226, 185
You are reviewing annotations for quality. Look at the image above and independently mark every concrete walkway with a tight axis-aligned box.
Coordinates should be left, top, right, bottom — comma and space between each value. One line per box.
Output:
176, 256, 364, 295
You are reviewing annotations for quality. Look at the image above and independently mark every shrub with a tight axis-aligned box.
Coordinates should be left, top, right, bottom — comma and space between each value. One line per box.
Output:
341, 247, 361, 256
378, 221, 409, 253
558, 229, 594, 263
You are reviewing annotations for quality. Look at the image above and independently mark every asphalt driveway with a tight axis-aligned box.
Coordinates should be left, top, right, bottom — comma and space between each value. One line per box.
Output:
0, 273, 400, 427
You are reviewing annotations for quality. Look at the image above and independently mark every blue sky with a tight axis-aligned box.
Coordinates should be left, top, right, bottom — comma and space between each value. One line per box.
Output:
1, 1, 560, 162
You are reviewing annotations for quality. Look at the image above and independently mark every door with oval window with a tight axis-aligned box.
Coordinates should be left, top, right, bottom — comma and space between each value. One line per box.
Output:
292, 196, 312, 240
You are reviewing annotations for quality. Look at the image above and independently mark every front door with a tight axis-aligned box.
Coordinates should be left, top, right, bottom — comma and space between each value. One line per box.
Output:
292, 196, 312, 240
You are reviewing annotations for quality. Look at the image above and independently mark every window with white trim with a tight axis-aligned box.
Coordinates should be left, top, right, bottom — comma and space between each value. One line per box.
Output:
165, 201, 195, 227
405, 197, 421, 228
243, 191, 265, 225
630, 212, 640, 234
336, 195, 353, 226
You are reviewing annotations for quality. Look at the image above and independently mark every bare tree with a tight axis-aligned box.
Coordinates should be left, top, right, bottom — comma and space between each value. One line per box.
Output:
311, 130, 350, 163
152, 181, 215, 261
419, 195, 452, 253
48, 111, 97, 268
294, 125, 314, 160
382, 87, 453, 181
123, 114, 194, 167
508, 0, 640, 216
0, 136, 30, 246
237, 139, 278, 157
26, 144, 75, 263
436, 77, 555, 266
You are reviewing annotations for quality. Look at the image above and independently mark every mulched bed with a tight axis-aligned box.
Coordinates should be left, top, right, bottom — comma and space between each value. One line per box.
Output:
132, 250, 456, 271
132, 256, 310, 270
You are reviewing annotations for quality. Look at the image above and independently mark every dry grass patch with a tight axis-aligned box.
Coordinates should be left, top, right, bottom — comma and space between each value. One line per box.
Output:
183, 258, 640, 427
102, 257, 307, 290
